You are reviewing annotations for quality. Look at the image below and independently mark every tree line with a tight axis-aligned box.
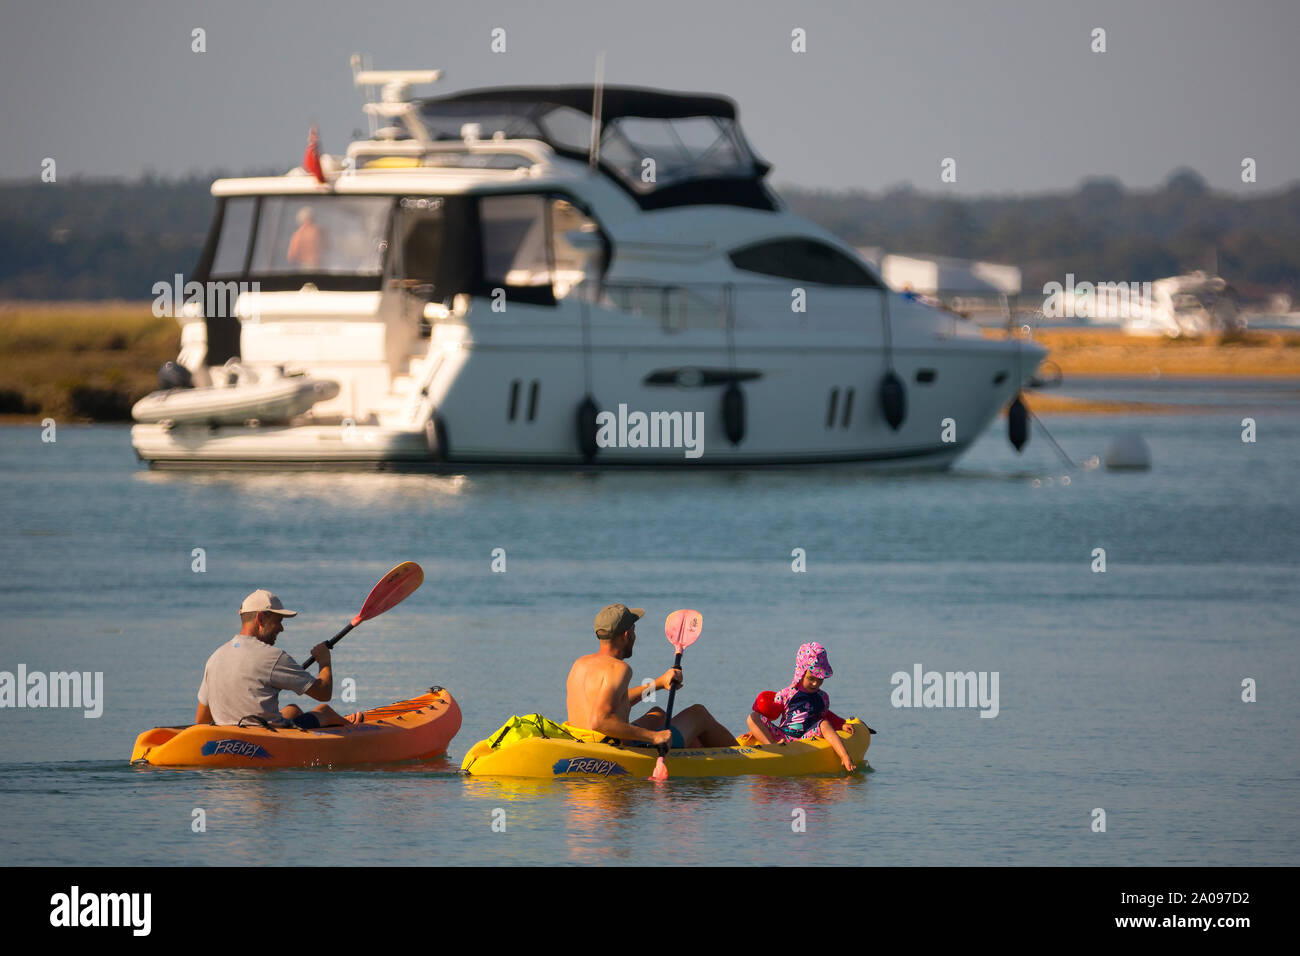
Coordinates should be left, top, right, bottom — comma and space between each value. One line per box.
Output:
1, 168, 1296, 301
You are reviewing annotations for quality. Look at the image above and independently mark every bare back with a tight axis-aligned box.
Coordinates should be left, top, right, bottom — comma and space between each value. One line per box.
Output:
565, 652, 632, 730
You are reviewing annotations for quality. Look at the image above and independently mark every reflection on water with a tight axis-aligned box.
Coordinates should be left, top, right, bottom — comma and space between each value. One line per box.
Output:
461, 771, 873, 865
747, 769, 872, 809
565, 777, 665, 865
135, 469, 473, 507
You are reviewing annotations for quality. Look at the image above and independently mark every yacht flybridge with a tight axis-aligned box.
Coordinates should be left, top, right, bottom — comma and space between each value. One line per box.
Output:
131, 61, 1046, 469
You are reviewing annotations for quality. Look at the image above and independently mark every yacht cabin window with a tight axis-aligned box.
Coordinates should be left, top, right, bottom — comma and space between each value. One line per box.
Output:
247, 196, 391, 276
728, 238, 883, 288
537, 106, 597, 153
549, 199, 603, 298
480, 195, 552, 289
397, 197, 445, 284
211, 198, 256, 276
602, 116, 744, 190
474, 194, 608, 305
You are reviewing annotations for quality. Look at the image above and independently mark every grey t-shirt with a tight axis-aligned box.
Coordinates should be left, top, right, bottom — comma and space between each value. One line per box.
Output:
197, 636, 317, 725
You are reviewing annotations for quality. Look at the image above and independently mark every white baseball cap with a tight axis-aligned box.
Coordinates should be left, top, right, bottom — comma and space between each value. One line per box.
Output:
239, 589, 298, 617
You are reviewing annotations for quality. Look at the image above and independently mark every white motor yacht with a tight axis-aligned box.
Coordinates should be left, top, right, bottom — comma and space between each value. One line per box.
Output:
131, 60, 1045, 469
1062, 271, 1245, 337
1131, 272, 1244, 337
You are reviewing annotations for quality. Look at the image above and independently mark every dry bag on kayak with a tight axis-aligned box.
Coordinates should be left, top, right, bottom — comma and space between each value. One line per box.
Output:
487, 714, 575, 749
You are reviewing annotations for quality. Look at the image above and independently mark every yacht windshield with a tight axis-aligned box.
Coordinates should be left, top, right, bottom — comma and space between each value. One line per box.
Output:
209, 195, 392, 278
599, 116, 749, 192
250, 196, 391, 275
417, 92, 767, 199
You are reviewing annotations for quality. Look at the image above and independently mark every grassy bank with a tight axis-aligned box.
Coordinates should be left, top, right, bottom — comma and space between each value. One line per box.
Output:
0, 302, 178, 422
1018, 327, 1300, 378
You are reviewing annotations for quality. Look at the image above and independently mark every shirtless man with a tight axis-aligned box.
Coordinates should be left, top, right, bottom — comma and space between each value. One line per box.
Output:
565, 603, 736, 749
286, 207, 324, 269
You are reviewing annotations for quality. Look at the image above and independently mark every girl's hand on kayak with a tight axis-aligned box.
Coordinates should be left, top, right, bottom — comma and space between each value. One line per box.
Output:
841, 757, 856, 772
842, 724, 855, 737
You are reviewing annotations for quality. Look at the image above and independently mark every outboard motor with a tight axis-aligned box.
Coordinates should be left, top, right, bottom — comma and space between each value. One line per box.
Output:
158, 361, 194, 390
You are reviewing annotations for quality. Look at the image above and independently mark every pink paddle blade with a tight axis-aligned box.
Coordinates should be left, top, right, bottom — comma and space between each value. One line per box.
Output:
650, 756, 668, 781
352, 561, 424, 625
664, 609, 702, 652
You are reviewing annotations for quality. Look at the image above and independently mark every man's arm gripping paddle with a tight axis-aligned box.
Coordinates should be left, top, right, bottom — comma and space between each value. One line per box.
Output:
301, 561, 424, 668
650, 609, 702, 781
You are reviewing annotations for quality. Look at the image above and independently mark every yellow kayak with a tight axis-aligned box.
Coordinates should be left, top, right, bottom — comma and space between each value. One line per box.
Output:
460, 718, 870, 778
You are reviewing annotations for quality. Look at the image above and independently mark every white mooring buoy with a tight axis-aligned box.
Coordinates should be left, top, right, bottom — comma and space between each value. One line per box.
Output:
1104, 430, 1152, 470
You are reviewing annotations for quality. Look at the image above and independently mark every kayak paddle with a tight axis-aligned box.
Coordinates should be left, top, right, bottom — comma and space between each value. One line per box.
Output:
650, 608, 702, 781
301, 561, 424, 668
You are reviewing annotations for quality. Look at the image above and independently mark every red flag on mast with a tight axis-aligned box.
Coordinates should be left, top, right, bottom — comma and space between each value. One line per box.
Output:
303, 125, 325, 184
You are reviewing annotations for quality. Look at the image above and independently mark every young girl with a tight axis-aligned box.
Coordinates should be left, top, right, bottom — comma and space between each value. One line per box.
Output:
748, 642, 856, 771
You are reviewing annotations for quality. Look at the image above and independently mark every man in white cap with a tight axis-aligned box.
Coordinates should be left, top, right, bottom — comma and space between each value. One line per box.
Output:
194, 589, 348, 729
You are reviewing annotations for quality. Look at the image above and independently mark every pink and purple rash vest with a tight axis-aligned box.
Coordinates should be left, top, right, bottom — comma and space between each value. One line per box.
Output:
758, 642, 834, 742
773, 687, 829, 737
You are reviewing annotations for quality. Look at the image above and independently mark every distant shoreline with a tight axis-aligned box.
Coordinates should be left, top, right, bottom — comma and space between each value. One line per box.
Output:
1018, 327, 1300, 378
2, 302, 1298, 424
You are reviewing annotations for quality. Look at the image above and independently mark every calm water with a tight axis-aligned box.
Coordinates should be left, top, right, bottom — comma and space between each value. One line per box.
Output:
1, 386, 1298, 865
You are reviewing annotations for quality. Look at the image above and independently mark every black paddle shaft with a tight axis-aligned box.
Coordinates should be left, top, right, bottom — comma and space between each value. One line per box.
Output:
301, 621, 354, 669
660, 651, 683, 730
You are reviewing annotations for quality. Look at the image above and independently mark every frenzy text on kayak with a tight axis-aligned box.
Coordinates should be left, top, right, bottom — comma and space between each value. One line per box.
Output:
200, 739, 272, 759
552, 758, 629, 776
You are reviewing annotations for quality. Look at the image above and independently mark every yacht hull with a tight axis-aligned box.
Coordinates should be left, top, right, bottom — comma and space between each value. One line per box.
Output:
131, 338, 1040, 470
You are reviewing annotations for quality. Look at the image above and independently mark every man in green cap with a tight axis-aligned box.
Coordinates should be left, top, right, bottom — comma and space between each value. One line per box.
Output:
565, 603, 735, 748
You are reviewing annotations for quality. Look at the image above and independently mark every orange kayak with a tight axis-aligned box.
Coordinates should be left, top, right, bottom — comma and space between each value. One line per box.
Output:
129, 687, 461, 768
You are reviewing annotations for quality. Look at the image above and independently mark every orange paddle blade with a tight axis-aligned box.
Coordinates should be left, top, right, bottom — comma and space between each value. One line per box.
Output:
352, 561, 424, 625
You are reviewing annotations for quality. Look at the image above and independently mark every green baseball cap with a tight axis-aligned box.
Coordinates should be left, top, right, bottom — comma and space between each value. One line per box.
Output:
594, 603, 644, 638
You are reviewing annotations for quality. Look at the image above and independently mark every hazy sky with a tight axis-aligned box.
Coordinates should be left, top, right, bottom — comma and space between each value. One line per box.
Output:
3, 0, 1297, 195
